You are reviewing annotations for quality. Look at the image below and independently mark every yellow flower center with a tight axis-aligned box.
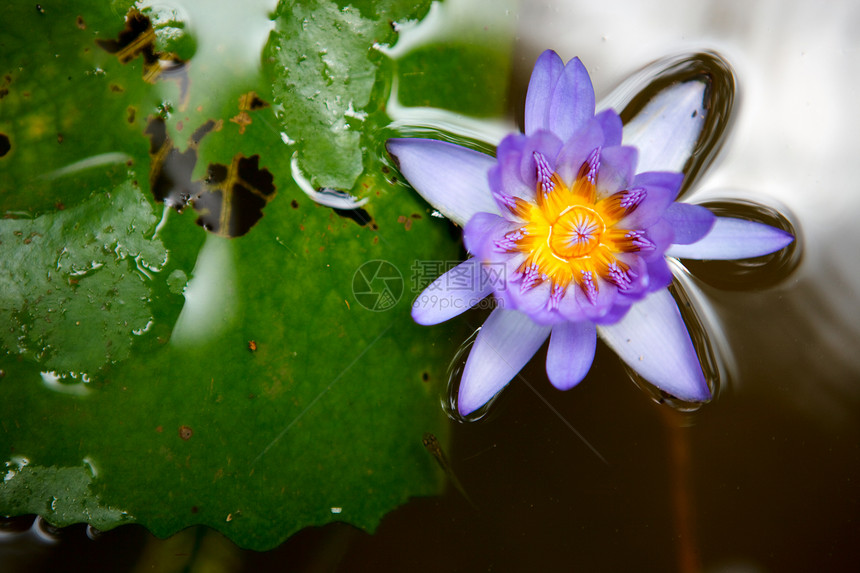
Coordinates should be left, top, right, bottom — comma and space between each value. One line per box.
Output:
547, 205, 605, 260
497, 150, 650, 302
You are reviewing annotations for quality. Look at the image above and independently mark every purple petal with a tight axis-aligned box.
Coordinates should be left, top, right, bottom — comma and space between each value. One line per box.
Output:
458, 309, 552, 415
620, 171, 685, 229
488, 255, 562, 326
574, 276, 619, 320
597, 288, 710, 402
597, 146, 639, 197
548, 57, 596, 142
595, 109, 623, 147
665, 216, 794, 260
516, 131, 563, 189
411, 258, 494, 325
554, 118, 604, 184
609, 255, 651, 299
463, 211, 517, 255
546, 321, 597, 390
621, 79, 708, 173
663, 203, 716, 245
387, 138, 499, 226
490, 135, 537, 206
592, 299, 634, 325
490, 132, 564, 204
525, 50, 565, 136
555, 272, 628, 323
638, 217, 674, 262
555, 286, 587, 323
633, 171, 685, 201
645, 257, 674, 290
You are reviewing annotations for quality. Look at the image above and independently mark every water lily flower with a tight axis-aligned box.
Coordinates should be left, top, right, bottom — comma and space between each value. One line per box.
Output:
387, 50, 794, 416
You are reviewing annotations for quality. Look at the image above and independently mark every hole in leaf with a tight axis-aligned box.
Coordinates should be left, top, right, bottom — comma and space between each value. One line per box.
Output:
192, 154, 276, 238
144, 116, 210, 210
96, 8, 189, 106
333, 206, 372, 226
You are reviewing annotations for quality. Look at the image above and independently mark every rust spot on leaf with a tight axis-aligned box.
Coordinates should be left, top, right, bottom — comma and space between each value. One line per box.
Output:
230, 91, 269, 134
179, 425, 193, 440
230, 112, 252, 134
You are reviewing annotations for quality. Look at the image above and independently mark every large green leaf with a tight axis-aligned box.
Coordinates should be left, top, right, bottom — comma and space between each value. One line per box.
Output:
0, 0, 515, 549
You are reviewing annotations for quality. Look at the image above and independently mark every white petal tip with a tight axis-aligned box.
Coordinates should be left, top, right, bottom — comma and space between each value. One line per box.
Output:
667, 217, 795, 260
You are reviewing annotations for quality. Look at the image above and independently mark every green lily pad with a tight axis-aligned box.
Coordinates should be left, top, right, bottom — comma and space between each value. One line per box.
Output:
0, 0, 515, 550
0, 178, 165, 374
266, 0, 430, 190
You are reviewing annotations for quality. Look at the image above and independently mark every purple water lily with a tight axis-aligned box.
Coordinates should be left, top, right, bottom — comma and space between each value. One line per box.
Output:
387, 50, 794, 416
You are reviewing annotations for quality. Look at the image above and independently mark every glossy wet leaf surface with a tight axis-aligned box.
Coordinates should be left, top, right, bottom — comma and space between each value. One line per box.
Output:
0, 0, 515, 549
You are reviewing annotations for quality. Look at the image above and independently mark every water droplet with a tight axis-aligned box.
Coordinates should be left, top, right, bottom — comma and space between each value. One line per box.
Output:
4, 455, 30, 482
30, 516, 61, 545
82, 456, 99, 478
40, 371, 91, 396
85, 524, 104, 541
132, 319, 154, 336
